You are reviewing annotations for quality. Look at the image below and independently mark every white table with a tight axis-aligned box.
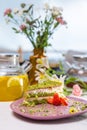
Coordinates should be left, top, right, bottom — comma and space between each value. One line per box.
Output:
1, 97, 87, 130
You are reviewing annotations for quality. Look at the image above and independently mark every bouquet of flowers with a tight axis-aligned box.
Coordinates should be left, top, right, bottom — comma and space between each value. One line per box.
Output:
4, 3, 67, 49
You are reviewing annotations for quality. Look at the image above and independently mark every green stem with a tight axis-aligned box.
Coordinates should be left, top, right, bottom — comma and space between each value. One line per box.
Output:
27, 35, 36, 48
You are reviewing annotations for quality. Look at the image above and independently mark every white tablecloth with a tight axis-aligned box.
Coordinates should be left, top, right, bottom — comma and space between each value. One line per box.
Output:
1, 97, 87, 130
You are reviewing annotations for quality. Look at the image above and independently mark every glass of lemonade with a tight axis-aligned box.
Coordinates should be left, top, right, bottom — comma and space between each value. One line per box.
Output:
0, 53, 29, 101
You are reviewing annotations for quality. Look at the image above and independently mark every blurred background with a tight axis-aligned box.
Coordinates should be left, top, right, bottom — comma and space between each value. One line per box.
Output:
0, 0, 87, 60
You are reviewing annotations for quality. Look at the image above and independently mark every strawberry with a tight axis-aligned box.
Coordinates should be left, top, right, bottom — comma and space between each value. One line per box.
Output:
47, 93, 68, 106
53, 93, 61, 106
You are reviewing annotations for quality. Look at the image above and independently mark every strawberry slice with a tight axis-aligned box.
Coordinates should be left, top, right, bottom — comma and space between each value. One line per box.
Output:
47, 97, 53, 104
53, 93, 60, 99
53, 93, 61, 106
60, 97, 68, 106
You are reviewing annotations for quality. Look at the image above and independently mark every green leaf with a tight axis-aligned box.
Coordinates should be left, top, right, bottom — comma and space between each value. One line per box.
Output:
20, 3, 26, 8
63, 87, 72, 96
28, 4, 34, 11
65, 76, 77, 85
8, 14, 13, 18
53, 22, 59, 29
65, 76, 87, 90
23, 4, 33, 13
46, 67, 65, 77
12, 27, 20, 33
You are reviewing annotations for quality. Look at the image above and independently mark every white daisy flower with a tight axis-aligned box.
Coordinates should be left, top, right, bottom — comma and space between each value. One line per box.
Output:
39, 68, 46, 73
18, 9, 23, 16
35, 71, 47, 83
36, 64, 43, 70
52, 74, 59, 79
59, 75, 66, 82
44, 3, 50, 10
58, 75, 66, 85
51, 6, 62, 16
13, 8, 19, 14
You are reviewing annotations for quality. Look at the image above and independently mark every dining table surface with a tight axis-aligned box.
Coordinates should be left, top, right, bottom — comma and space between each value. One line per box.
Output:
1, 96, 87, 130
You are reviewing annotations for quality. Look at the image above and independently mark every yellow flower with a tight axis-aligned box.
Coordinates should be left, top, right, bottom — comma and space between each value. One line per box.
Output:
37, 58, 43, 64
69, 107, 78, 114
36, 57, 49, 69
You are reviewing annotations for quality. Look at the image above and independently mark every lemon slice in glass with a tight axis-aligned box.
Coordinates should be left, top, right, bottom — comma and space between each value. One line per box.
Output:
7, 76, 23, 99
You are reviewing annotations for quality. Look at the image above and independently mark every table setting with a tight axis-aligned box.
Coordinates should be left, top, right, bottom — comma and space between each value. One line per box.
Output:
1, 50, 87, 130
1, 2, 87, 130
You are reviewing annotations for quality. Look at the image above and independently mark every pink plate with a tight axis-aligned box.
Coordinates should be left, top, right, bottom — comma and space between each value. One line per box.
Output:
10, 96, 87, 120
